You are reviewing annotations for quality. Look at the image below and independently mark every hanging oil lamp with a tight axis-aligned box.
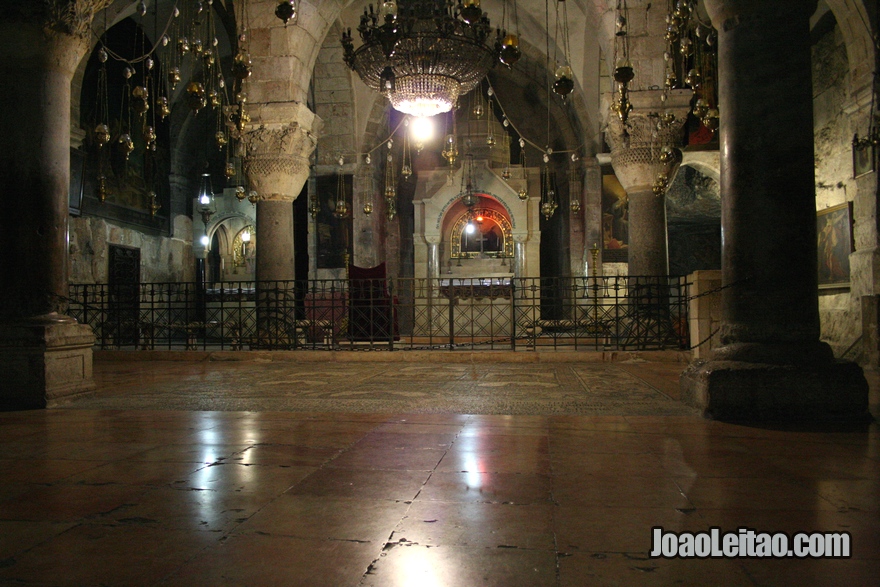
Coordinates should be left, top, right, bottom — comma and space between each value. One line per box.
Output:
118, 133, 134, 160
498, 32, 521, 68
94, 124, 110, 147
275, 0, 298, 25
132, 86, 149, 116
233, 51, 252, 80
553, 65, 574, 97
168, 67, 181, 90
156, 96, 171, 119
186, 82, 207, 113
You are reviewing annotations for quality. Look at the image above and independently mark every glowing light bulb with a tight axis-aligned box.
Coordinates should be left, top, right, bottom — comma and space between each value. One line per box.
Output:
411, 116, 435, 145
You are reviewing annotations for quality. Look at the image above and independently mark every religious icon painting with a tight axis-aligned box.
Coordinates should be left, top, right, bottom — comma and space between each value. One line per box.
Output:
817, 201, 854, 289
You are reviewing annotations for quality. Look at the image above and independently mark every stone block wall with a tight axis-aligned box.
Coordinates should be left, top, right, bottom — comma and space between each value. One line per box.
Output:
812, 17, 861, 357
69, 215, 195, 284
314, 23, 356, 167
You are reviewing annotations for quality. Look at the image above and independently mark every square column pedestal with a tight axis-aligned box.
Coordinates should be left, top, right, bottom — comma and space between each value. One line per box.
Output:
681, 359, 870, 423
0, 322, 96, 409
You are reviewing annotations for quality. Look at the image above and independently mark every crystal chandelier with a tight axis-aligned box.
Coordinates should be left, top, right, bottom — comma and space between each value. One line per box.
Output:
341, 0, 500, 118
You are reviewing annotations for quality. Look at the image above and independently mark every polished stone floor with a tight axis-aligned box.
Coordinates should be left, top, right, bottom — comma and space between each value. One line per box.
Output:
0, 355, 878, 586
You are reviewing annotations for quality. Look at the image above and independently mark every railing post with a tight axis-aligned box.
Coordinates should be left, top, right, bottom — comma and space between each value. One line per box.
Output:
388, 278, 395, 351
510, 279, 516, 351
448, 280, 455, 350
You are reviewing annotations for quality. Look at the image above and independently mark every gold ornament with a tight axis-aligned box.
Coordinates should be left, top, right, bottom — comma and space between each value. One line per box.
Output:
94, 123, 110, 147
118, 133, 134, 160
156, 96, 171, 119
702, 108, 720, 132
132, 86, 149, 115
168, 67, 181, 89
186, 82, 207, 113
499, 33, 521, 67
233, 51, 252, 80
143, 125, 157, 145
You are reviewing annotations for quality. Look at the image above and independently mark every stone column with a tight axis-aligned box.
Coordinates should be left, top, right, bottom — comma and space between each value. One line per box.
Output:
426, 237, 441, 280
242, 103, 320, 347
0, 4, 109, 409
513, 235, 528, 279
605, 90, 691, 277
681, 0, 868, 422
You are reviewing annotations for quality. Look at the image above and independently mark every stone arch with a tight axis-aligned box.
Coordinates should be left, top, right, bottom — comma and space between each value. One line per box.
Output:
448, 206, 515, 259
314, 19, 358, 166
435, 190, 519, 232
680, 153, 721, 183
823, 0, 877, 94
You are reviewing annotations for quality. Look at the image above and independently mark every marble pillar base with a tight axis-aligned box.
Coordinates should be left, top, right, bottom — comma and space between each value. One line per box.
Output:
681, 358, 870, 423
0, 322, 96, 410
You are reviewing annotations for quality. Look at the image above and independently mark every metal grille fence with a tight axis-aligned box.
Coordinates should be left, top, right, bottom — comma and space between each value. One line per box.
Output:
68, 276, 689, 351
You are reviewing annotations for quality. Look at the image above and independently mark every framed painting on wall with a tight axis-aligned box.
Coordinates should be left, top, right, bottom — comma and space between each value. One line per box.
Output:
601, 170, 629, 263
853, 137, 875, 178
817, 202, 854, 289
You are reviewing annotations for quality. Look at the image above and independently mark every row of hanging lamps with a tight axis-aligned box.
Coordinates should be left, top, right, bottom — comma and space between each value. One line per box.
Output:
662, 0, 719, 133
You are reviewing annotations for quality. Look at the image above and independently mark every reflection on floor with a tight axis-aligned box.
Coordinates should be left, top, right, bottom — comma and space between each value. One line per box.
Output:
0, 356, 877, 586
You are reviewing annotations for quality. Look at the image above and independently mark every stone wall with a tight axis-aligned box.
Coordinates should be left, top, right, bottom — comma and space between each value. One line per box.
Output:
69, 215, 195, 284
314, 22, 356, 167
812, 18, 860, 357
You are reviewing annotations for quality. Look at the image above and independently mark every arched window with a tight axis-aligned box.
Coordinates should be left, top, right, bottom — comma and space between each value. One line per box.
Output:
450, 208, 513, 259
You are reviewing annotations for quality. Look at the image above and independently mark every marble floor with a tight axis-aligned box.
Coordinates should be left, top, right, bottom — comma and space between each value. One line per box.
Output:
0, 355, 878, 586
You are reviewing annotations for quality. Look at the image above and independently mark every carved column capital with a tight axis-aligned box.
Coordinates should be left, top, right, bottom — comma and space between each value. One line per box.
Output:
605, 89, 691, 194
241, 102, 322, 202
1, 0, 112, 39
425, 234, 442, 245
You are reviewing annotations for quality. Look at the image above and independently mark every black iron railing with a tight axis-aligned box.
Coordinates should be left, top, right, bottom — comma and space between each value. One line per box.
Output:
68, 276, 690, 351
